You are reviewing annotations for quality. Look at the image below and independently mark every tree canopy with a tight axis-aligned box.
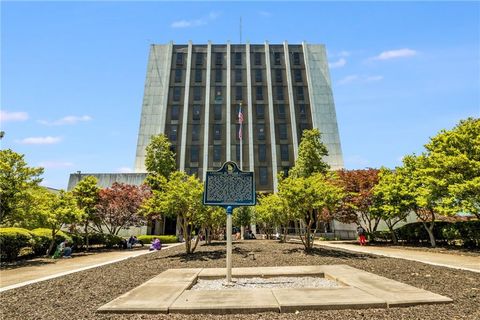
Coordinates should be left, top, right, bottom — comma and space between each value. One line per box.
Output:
0, 149, 44, 224
289, 129, 329, 178
145, 134, 176, 183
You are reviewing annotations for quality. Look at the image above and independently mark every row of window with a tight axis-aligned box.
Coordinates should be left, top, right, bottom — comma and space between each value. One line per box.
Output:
169, 123, 291, 142
170, 103, 308, 122
172, 86, 306, 102
174, 51, 303, 68
174, 68, 303, 84
186, 144, 289, 171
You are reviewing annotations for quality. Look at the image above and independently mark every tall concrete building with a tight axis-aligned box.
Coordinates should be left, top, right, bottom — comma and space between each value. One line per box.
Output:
134, 41, 343, 192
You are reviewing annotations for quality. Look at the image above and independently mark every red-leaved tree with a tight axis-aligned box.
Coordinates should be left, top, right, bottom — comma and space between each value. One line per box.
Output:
93, 183, 151, 235
335, 169, 380, 234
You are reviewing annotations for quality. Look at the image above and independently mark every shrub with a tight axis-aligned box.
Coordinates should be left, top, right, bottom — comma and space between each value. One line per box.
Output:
0, 228, 32, 261
104, 234, 124, 248
29, 228, 73, 256
137, 235, 178, 245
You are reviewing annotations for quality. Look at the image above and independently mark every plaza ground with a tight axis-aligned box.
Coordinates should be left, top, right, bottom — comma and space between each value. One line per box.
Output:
1, 240, 479, 319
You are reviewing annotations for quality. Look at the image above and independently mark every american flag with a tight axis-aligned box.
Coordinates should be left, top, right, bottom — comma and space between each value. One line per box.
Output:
238, 105, 244, 140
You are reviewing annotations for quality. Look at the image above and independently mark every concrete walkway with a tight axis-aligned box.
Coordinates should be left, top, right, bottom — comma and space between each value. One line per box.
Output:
316, 241, 480, 273
0, 243, 184, 292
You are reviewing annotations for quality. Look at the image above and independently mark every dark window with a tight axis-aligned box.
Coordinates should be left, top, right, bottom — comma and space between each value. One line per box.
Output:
254, 52, 261, 65
294, 69, 302, 82
195, 53, 203, 65
190, 146, 199, 162
257, 125, 265, 140
195, 69, 202, 82
192, 105, 201, 120
173, 87, 181, 101
215, 69, 222, 82
276, 86, 284, 100
170, 125, 178, 141
215, 53, 223, 65
236, 144, 241, 161
299, 123, 310, 138
214, 104, 222, 120
170, 145, 176, 155
293, 52, 300, 65
175, 69, 182, 83
280, 144, 289, 161
277, 104, 286, 119
193, 87, 202, 101
258, 144, 266, 162
259, 167, 268, 185
171, 105, 179, 120
299, 104, 307, 120
274, 52, 281, 65
256, 86, 263, 100
256, 104, 265, 119
275, 69, 282, 83
235, 52, 242, 66
297, 86, 305, 100
189, 167, 198, 176
235, 69, 242, 83
215, 86, 222, 101
192, 124, 200, 141
176, 53, 184, 66
255, 69, 262, 82
213, 145, 222, 162
282, 167, 290, 177
214, 124, 222, 140
235, 86, 242, 101
279, 123, 288, 140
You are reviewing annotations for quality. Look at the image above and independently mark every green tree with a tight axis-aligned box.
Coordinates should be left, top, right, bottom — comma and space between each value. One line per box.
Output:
145, 134, 176, 182
423, 117, 480, 218
255, 193, 291, 241
72, 176, 100, 251
279, 173, 344, 252
0, 149, 44, 224
233, 206, 252, 240
35, 190, 84, 255
289, 129, 330, 178
156, 171, 204, 254
371, 168, 413, 244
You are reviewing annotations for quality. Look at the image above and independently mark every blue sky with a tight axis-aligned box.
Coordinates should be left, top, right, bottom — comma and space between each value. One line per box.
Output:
1, 1, 479, 189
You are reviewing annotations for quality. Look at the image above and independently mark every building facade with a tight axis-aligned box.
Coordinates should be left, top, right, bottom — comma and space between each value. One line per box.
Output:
134, 41, 343, 192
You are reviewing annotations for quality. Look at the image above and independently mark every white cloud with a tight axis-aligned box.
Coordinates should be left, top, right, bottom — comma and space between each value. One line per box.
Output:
258, 11, 272, 17
0, 110, 29, 122
337, 74, 383, 85
117, 167, 134, 173
38, 115, 92, 126
171, 11, 221, 28
372, 48, 417, 60
338, 75, 359, 85
18, 136, 62, 145
38, 161, 74, 168
338, 51, 351, 57
329, 58, 347, 69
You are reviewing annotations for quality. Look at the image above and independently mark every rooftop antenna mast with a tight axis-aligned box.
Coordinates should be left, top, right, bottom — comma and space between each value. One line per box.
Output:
240, 16, 242, 44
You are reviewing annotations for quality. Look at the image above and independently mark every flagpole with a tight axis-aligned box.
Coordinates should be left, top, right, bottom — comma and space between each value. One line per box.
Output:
239, 102, 243, 170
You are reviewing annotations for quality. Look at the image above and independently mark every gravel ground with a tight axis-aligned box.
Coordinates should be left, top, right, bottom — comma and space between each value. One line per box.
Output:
191, 276, 341, 290
1, 240, 479, 320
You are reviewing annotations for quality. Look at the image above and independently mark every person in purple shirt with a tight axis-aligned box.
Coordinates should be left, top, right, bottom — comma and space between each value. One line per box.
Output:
149, 238, 162, 251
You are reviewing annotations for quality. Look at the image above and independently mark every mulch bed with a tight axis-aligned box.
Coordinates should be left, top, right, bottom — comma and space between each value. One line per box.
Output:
1, 240, 479, 320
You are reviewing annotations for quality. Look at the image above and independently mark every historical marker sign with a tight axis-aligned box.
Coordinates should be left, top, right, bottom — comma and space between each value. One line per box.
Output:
203, 161, 255, 206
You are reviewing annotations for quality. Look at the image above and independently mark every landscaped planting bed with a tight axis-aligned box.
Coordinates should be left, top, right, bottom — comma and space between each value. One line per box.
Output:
1, 240, 479, 320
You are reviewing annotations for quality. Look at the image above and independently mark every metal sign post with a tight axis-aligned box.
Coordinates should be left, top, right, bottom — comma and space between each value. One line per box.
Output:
203, 161, 255, 284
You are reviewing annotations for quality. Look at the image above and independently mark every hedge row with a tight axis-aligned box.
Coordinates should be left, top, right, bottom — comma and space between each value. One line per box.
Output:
375, 221, 480, 247
0, 228, 137, 261
137, 235, 178, 244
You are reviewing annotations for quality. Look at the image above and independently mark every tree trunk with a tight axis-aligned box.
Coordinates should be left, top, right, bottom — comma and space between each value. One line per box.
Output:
84, 222, 90, 252
283, 226, 288, 243
47, 229, 57, 256
425, 223, 436, 248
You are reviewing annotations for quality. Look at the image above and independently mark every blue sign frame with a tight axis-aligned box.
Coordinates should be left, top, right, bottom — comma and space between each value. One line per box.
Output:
203, 161, 256, 207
